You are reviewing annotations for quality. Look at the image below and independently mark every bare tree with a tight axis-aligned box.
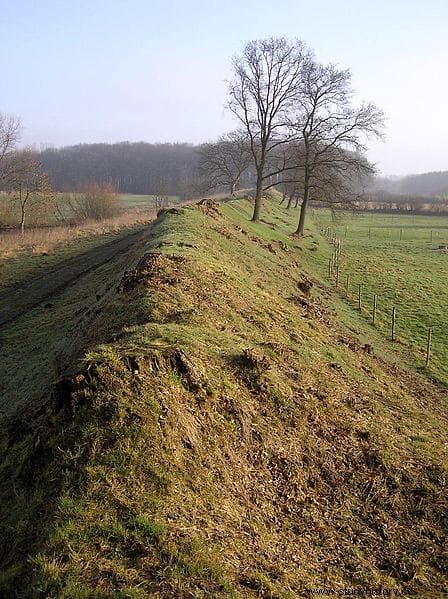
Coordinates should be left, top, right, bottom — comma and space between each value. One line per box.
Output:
152, 175, 170, 210
276, 142, 308, 208
227, 38, 311, 221
5, 150, 53, 233
289, 62, 384, 236
0, 112, 21, 182
197, 130, 252, 195
280, 143, 375, 211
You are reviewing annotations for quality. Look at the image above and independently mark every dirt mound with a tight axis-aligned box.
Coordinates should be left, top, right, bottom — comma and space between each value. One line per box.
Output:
196, 198, 221, 216
118, 252, 187, 293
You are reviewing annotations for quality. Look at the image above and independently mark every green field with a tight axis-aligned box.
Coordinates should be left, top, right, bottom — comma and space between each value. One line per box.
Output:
119, 193, 179, 208
313, 209, 448, 383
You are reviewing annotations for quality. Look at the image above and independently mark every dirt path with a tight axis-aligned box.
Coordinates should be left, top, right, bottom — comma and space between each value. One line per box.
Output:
0, 225, 151, 327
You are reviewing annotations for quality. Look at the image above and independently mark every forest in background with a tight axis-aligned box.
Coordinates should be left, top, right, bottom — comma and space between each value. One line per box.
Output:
37, 142, 253, 199
38, 141, 448, 200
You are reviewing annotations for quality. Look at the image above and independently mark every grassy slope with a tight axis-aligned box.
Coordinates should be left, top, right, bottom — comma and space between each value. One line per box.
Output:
0, 194, 180, 289
0, 232, 152, 418
0, 199, 447, 598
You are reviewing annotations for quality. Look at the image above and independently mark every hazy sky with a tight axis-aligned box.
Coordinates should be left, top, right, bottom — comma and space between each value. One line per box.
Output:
2, 0, 447, 176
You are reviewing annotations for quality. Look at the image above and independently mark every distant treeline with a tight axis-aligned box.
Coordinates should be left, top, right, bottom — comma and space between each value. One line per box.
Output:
399, 171, 448, 197
38, 142, 254, 197
38, 142, 448, 202
360, 191, 448, 214
377, 171, 448, 198
38, 142, 200, 196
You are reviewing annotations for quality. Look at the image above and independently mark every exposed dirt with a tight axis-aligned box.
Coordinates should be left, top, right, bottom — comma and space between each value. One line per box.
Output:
0, 225, 152, 327
117, 251, 187, 293
196, 198, 222, 217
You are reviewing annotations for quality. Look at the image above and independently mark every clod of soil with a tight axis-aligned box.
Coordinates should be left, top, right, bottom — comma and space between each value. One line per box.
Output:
118, 252, 186, 293
196, 198, 221, 217
297, 277, 313, 296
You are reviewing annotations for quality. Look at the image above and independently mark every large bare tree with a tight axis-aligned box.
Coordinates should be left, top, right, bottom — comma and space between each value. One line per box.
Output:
227, 38, 311, 221
197, 130, 252, 195
289, 62, 384, 236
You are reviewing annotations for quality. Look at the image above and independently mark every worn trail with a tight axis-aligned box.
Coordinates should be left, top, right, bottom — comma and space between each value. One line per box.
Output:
0, 225, 150, 327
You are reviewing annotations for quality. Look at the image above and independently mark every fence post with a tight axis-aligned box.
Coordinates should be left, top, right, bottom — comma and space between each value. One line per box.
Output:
335, 266, 340, 288
391, 306, 396, 341
332, 251, 338, 268
400, 228, 403, 241
426, 328, 432, 367
372, 294, 377, 325
346, 274, 350, 298
328, 257, 333, 278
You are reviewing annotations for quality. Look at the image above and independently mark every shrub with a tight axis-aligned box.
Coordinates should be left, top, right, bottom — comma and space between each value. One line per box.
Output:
69, 182, 121, 222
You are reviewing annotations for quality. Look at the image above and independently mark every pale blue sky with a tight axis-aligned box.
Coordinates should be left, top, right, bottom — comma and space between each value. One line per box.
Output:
1, 0, 447, 175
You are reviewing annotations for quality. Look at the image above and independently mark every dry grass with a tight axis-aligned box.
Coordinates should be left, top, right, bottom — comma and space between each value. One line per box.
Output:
0, 208, 157, 259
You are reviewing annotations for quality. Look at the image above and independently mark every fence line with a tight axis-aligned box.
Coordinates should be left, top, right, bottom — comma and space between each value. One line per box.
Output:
315, 218, 435, 370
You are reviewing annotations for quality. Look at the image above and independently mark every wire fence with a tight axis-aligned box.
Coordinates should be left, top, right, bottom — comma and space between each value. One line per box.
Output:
316, 220, 442, 372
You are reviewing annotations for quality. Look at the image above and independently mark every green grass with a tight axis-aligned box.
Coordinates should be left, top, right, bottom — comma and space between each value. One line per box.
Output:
119, 194, 179, 209
0, 221, 150, 289
0, 227, 153, 417
312, 209, 448, 383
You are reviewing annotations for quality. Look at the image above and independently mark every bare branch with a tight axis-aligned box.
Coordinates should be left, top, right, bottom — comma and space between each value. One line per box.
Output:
196, 130, 252, 195
287, 60, 384, 235
0, 112, 21, 182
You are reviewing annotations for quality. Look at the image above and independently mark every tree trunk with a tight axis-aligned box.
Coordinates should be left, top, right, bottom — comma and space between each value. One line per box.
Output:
230, 181, 235, 195
286, 193, 294, 209
294, 196, 299, 208
20, 188, 26, 234
295, 174, 310, 236
295, 197, 308, 235
252, 169, 263, 222
20, 209, 25, 234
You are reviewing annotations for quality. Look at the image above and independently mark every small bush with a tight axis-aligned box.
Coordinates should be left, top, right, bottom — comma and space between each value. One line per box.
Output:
68, 182, 121, 222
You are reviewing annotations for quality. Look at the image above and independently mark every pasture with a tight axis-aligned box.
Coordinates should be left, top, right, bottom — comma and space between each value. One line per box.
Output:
314, 209, 448, 383
119, 193, 179, 208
